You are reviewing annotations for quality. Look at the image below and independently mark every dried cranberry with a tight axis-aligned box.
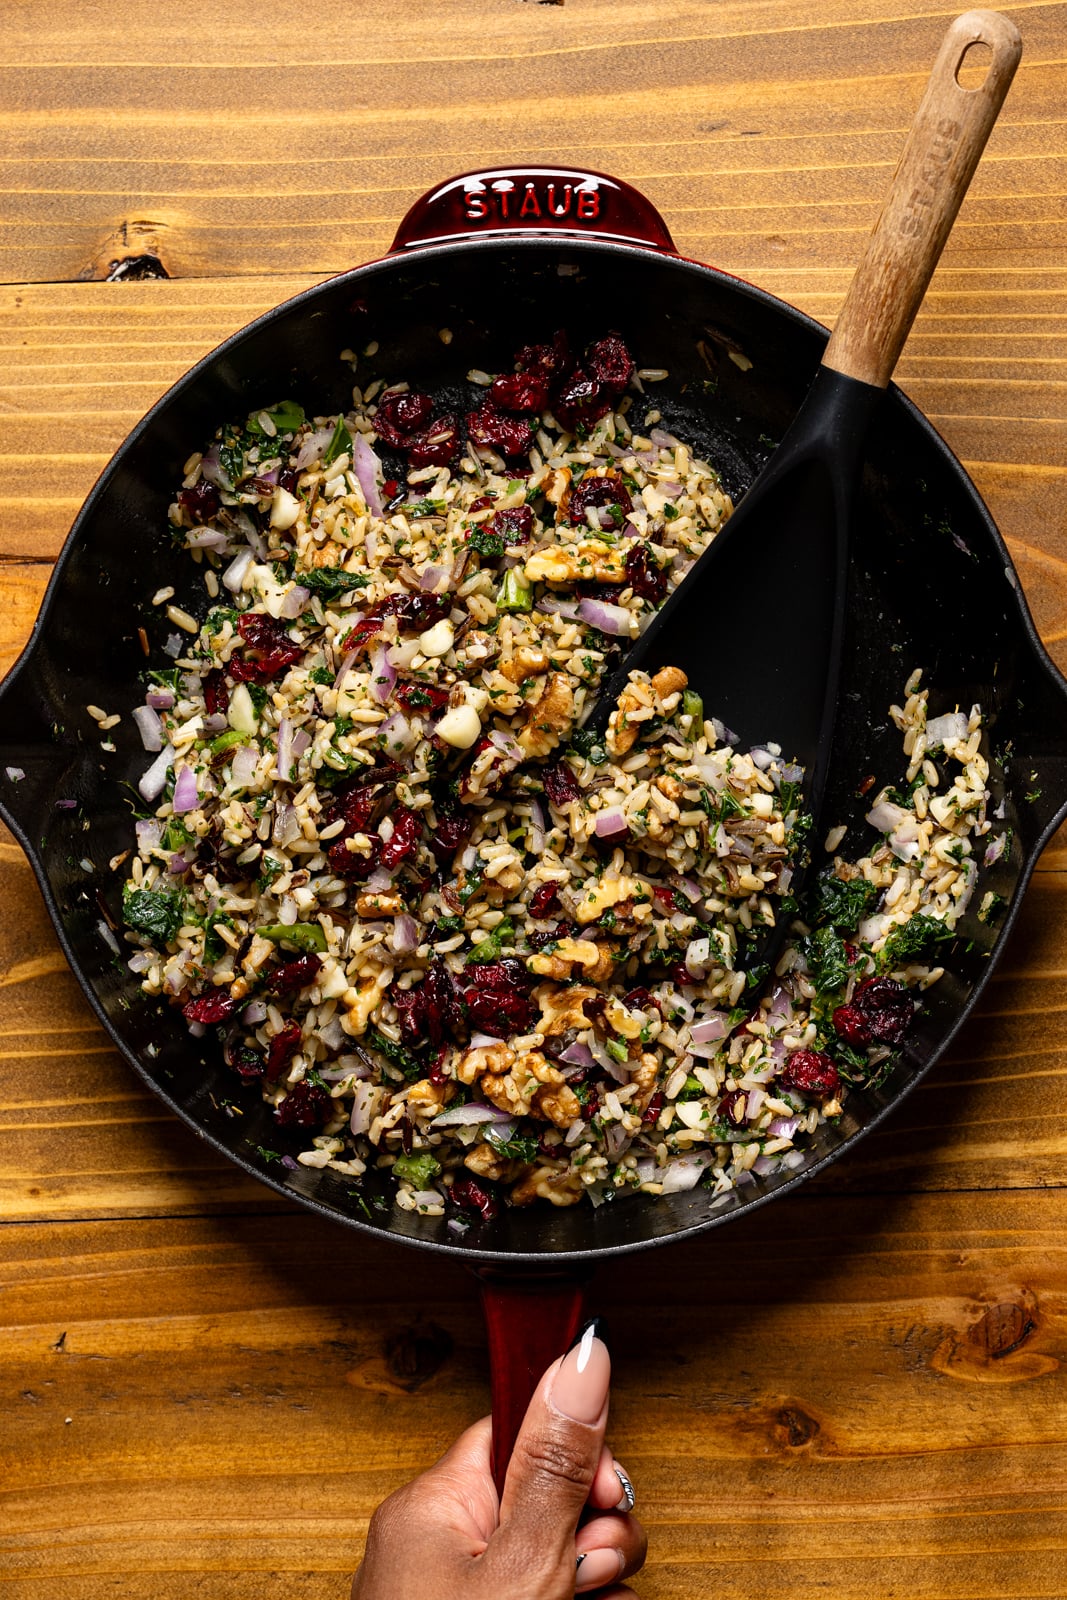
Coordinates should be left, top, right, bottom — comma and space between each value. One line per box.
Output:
429, 809, 473, 863
490, 371, 551, 413
428, 1045, 451, 1087
230, 612, 304, 683
382, 478, 400, 502
381, 805, 422, 870
278, 466, 300, 494
373, 390, 434, 449
568, 473, 632, 528
528, 883, 561, 919
449, 1174, 500, 1221
515, 329, 572, 378
395, 681, 450, 713
407, 413, 460, 468
182, 991, 240, 1026
542, 761, 581, 808
327, 834, 383, 880
266, 1021, 302, 1082
493, 504, 534, 545
625, 542, 668, 605
654, 885, 684, 912
831, 1003, 869, 1047
231, 1046, 266, 1080
669, 962, 697, 988
781, 1050, 840, 1097
624, 986, 660, 1014
834, 975, 913, 1048
553, 371, 612, 433
467, 400, 534, 458
203, 668, 229, 717
179, 480, 220, 523
720, 1089, 748, 1126
642, 1091, 664, 1125
459, 959, 536, 1039
274, 1078, 331, 1130
586, 334, 635, 394
468, 494, 494, 513
268, 954, 323, 996
341, 593, 450, 653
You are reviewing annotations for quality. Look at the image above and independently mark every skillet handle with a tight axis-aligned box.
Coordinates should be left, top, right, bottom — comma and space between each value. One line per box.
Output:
822, 10, 1022, 390
477, 1268, 588, 1496
390, 166, 676, 254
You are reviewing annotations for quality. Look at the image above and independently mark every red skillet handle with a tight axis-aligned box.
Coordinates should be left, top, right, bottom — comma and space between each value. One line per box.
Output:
390, 166, 676, 255
477, 1268, 589, 1495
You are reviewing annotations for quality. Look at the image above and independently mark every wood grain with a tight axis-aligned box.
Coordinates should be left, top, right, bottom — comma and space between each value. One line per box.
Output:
2, 1, 1066, 1595
3, 1196, 1067, 1600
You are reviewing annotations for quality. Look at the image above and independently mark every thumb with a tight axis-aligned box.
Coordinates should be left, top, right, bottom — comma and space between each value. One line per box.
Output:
492, 1320, 611, 1578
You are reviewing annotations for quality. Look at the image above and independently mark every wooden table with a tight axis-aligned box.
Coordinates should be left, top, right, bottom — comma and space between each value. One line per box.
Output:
2, 3, 1066, 1595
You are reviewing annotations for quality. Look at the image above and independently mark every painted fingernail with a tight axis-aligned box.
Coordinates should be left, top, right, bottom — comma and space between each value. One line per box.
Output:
613, 1462, 636, 1512
575, 1548, 624, 1591
550, 1319, 610, 1424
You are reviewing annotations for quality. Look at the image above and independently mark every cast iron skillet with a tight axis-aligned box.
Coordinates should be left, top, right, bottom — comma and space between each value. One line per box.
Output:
3, 166, 1067, 1478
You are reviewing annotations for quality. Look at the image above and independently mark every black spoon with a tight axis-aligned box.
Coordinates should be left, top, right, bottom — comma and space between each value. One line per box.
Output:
584, 9, 1021, 953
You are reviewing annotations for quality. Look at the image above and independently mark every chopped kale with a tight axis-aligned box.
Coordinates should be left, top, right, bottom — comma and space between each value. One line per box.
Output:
800, 924, 851, 994
122, 884, 183, 945
300, 566, 370, 600
881, 913, 954, 966
810, 870, 879, 931
366, 1025, 423, 1081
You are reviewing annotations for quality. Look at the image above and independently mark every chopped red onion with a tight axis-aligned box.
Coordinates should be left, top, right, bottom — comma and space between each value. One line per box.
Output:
577, 597, 634, 637
379, 711, 415, 754
223, 548, 254, 593
138, 746, 174, 802
658, 478, 685, 499
650, 427, 682, 449
866, 798, 910, 834
603, 1122, 631, 1159
661, 1154, 710, 1193
750, 746, 775, 771
168, 851, 192, 875
926, 711, 969, 747
431, 1102, 514, 1128
162, 633, 182, 659
746, 1087, 766, 1119
752, 1154, 780, 1176
365, 865, 396, 892
295, 425, 335, 470
370, 643, 396, 704
187, 1019, 206, 1039
528, 796, 546, 855
279, 585, 310, 620
389, 914, 420, 955
484, 1118, 519, 1148
418, 563, 450, 592
171, 764, 200, 814
710, 716, 738, 746
352, 433, 385, 517
536, 596, 581, 620
144, 690, 173, 713
202, 713, 228, 736
781, 1148, 806, 1170
291, 728, 311, 759
768, 1116, 799, 1139
272, 803, 299, 846
589, 1036, 629, 1084
185, 528, 230, 552
127, 949, 154, 973
690, 1012, 729, 1044
135, 818, 163, 851
674, 876, 702, 903
349, 1079, 377, 1135
594, 807, 628, 839
231, 744, 258, 787
687, 1041, 725, 1060
332, 646, 358, 690
779, 763, 804, 786
242, 999, 268, 1024
275, 718, 293, 781
669, 909, 692, 932
984, 833, 1006, 866
198, 445, 228, 488
559, 1041, 595, 1070
765, 984, 794, 1029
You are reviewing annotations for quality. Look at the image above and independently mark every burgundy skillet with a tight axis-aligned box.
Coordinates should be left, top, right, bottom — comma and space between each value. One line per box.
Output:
2, 13, 1065, 1491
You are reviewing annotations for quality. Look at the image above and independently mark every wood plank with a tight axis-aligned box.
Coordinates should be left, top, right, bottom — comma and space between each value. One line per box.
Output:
0, 820, 1064, 1224
1, 0, 1065, 282
3, 1194, 1067, 1598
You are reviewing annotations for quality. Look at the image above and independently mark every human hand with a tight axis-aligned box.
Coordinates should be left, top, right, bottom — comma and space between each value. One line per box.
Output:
351, 1319, 646, 1598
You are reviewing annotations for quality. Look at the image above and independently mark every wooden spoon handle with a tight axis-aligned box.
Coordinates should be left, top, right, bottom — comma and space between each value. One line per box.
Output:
822, 10, 1021, 389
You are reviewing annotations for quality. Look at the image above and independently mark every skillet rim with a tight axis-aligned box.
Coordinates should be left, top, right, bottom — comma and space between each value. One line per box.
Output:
2, 234, 1066, 1266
